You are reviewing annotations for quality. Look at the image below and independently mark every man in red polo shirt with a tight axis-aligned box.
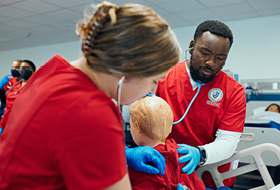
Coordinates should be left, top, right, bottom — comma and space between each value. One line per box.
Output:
126, 20, 246, 189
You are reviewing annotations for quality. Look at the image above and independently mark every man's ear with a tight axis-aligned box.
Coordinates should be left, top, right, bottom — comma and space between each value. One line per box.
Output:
189, 40, 195, 54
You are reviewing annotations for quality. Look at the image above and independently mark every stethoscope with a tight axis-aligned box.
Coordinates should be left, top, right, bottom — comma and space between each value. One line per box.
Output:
173, 48, 206, 125
5, 79, 24, 96
117, 76, 125, 115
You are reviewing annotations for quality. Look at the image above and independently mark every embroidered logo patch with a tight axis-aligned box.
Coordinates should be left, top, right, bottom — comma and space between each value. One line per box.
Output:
208, 88, 223, 102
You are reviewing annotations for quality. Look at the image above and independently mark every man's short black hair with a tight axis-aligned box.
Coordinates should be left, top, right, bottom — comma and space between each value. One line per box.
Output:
22, 59, 36, 71
194, 20, 233, 47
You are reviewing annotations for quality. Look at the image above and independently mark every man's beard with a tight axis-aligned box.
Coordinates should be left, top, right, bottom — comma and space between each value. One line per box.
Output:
189, 57, 217, 84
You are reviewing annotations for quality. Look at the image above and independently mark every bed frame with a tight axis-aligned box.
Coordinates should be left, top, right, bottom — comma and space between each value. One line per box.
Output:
196, 143, 280, 190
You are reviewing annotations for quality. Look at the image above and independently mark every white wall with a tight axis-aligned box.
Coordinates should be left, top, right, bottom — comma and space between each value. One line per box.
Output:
0, 41, 81, 76
1, 15, 280, 81
173, 14, 280, 81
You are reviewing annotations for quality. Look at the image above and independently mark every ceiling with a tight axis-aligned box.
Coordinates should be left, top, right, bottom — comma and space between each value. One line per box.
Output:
0, 0, 280, 52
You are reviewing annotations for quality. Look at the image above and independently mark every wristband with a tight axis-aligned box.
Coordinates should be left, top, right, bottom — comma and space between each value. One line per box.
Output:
196, 146, 207, 165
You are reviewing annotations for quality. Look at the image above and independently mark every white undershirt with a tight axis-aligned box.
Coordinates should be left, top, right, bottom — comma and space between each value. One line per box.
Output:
186, 63, 242, 165
202, 129, 241, 165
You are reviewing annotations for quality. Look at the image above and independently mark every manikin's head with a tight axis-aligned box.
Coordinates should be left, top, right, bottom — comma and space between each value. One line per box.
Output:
129, 96, 173, 147
265, 103, 280, 113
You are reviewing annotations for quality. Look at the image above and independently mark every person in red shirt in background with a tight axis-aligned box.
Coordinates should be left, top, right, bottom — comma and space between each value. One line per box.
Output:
128, 96, 205, 190
3, 60, 22, 93
0, 60, 36, 136
0, 60, 22, 120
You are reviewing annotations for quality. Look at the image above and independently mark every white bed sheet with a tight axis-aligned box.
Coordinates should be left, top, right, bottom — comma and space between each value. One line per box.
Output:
247, 111, 280, 124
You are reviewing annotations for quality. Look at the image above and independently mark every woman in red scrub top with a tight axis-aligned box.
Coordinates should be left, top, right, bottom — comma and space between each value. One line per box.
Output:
0, 1, 181, 190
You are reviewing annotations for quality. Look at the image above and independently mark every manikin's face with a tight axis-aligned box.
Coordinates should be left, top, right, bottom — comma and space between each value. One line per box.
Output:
189, 31, 231, 83
268, 105, 280, 113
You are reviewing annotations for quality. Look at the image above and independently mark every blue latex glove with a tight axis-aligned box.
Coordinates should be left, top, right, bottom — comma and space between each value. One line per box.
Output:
0, 128, 3, 137
177, 144, 200, 175
146, 93, 156, 97
177, 183, 189, 190
126, 146, 166, 175
0, 75, 11, 90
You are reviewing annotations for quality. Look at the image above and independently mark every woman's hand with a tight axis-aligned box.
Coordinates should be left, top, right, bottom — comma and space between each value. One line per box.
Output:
125, 146, 166, 175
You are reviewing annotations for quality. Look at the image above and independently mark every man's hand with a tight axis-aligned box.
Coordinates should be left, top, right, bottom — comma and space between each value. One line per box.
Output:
177, 144, 200, 175
126, 146, 166, 175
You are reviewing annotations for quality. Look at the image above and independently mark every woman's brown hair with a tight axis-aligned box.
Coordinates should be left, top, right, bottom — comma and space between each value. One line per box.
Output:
76, 1, 181, 77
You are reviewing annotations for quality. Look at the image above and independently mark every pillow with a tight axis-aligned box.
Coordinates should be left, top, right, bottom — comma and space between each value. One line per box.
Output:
252, 106, 266, 115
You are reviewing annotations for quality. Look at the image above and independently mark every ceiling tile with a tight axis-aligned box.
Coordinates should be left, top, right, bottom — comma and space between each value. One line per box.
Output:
176, 8, 218, 20
169, 20, 194, 28
222, 11, 259, 21
43, 9, 83, 22
41, 0, 96, 8
0, 0, 25, 5
1, 20, 38, 29
148, 4, 170, 16
26, 26, 63, 35
10, 0, 62, 14
109, 0, 152, 6
49, 21, 76, 30
0, 37, 10, 42
161, 14, 185, 23
0, 30, 23, 40
21, 15, 63, 25
258, 8, 280, 17
157, 0, 204, 13
197, 0, 245, 8
68, 3, 90, 13
52, 31, 78, 41
6, 29, 45, 40
248, 0, 280, 11
0, 16, 12, 23
0, 25, 19, 33
0, 0, 279, 52
0, 6, 35, 19
146, 0, 175, 4
210, 3, 254, 16
188, 17, 224, 26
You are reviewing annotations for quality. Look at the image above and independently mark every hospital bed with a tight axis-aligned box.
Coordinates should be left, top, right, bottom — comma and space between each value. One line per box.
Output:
237, 100, 280, 166
232, 99, 280, 189
196, 143, 280, 190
